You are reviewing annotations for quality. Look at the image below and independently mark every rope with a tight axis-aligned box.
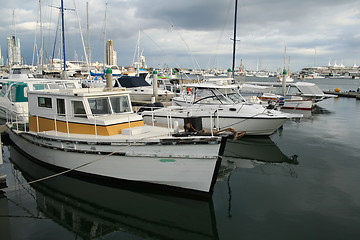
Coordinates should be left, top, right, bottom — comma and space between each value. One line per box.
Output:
0, 142, 136, 192
185, 122, 246, 140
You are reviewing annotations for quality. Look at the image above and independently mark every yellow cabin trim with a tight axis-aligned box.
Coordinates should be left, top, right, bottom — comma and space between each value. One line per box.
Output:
29, 116, 144, 136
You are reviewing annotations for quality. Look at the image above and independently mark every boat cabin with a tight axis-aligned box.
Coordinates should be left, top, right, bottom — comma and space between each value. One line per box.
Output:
27, 88, 144, 136
175, 83, 247, 105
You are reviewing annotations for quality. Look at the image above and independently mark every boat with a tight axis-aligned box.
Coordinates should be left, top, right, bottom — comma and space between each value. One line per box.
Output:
241, 81, 337, 110
240, 83, 313, 110
278, 74, 294, 82
113, 75, 175, 103
0, 79, 82, 122
7, 144, 219, 239
258, 92, 313, 110
6, 86, 226, 199
141, 81, 300, 136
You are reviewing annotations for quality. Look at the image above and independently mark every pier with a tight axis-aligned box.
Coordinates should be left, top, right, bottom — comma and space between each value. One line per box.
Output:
323, 90, 360, 100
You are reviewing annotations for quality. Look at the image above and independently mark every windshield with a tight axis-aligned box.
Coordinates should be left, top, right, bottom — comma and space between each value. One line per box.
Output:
194, 88, 245, 105
194, 89, 232, 105
88, 95, 131, 116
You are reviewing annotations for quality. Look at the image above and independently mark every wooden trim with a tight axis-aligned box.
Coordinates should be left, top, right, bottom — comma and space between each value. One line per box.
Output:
29, 116, 144, 136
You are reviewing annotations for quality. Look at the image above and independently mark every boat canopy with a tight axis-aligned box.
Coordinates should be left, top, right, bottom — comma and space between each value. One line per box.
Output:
115, 76, 151, 88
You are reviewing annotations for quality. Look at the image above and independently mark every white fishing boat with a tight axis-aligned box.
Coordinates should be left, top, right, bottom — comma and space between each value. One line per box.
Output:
141, 81, 299, 136
9, 145, 219, 239
6, 86, 226, 198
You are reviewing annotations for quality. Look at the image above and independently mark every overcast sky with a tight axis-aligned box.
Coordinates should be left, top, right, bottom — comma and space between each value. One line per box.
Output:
1, 0, 360, 71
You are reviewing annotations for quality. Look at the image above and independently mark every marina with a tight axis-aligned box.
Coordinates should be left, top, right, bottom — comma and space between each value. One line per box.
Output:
1, 0, 360, 238
1, 77, 360, 239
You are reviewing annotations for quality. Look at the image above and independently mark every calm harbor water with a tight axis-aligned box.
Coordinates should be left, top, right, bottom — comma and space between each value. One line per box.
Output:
1, 77, 360, 239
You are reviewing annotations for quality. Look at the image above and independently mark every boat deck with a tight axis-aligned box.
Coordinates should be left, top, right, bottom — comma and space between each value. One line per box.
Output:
25, 125, 174, 143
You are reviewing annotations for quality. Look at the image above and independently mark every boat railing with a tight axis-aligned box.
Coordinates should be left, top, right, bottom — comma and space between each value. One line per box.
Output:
7, 111, 175, 138
5, 106, 28, 125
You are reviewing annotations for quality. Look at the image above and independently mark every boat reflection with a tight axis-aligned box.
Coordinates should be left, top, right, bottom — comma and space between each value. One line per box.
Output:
311, 105, 332, 115
281, 108, 312, 118
219, 137, 299, 179
224, 137, 298, 164
8, 145, 219, 240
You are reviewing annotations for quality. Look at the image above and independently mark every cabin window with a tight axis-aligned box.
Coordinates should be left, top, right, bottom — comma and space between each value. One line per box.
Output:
23, 87, 28, 98
71, 101, 87, 118
38, 97, 52, 108
33, 84, 46, 90
88, 98, 111, 115
0, 84, 8, 97
288, 86, 300, 95
8, 86, 17, 102
49, 83, 65, 89
110, 96, 130, 113
57, 99, 65, 116
65, 83, 76, 89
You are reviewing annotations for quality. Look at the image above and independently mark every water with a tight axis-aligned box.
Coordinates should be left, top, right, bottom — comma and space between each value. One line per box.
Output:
1, 78, 360, 239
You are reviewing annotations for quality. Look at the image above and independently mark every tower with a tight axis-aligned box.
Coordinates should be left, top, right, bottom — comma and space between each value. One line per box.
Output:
0, 46, 4, 66
106, 40, 117, 66
7, 36, 21, 66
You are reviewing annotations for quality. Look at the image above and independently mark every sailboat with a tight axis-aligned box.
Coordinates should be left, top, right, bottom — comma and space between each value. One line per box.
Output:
278, 47, 294, 82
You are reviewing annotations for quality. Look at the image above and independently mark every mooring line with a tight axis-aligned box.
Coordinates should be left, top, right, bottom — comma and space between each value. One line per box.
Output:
0, 143, 132, 192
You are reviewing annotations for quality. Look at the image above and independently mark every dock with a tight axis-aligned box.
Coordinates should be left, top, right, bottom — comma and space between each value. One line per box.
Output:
323, 91, 360, 100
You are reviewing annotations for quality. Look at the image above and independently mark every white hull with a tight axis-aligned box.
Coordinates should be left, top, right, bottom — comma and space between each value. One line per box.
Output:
282, 99, 313, 110
142, 106, 288, 136
7, 127, 224, 197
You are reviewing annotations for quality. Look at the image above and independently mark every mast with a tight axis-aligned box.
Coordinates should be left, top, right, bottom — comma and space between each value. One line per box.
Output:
282, 45, 287, 96
103, 3, 108, 71
231, 0, 238, 79
60, 0, 66, 72
136, 30, 140, 76
86, 2, 91, 64
39, 0, 44, 72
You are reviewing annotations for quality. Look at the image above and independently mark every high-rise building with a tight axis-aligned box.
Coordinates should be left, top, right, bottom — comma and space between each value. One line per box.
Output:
7, 35, 21, 66
106, 40, 117, 66
0, 46, 4, 66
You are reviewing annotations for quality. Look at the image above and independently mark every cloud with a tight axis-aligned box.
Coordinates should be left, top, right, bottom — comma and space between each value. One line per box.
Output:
1, 0, 360, 71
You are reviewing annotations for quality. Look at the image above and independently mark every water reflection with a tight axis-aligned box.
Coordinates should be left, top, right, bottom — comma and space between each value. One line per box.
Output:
311, 105, 333, 115
220, 137, 298, 179
7, 145, 219, 240
224, 137, 298, 164
218, 137, 299, 219
282, 108, 312, 118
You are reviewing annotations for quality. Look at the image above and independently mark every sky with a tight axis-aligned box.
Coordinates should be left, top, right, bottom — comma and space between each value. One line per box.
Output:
0, 0, 360, 72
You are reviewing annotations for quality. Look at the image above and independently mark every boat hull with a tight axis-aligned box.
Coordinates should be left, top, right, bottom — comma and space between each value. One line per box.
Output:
281, 99, 313, 110
142, 109, 287, 136
7, 127, 225, 199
